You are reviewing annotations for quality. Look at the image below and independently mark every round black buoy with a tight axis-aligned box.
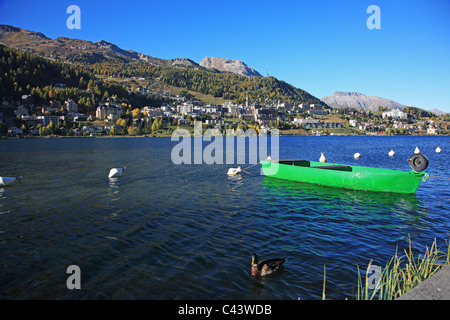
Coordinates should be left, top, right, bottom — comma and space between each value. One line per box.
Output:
408, 153, 429, 172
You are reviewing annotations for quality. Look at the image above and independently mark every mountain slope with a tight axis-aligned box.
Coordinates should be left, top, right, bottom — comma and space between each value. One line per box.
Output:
199, 57, 262, 77
0, 24, 199, 68
321, 91, 406, 110
0, 25, 259, 76
0, 24, 327, 107
0, 44, 162, 111
428, 108, 447, 116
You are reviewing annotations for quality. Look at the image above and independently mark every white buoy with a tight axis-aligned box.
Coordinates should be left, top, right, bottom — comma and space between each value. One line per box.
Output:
354, 152, 361, 159
227, 166, 241, 175
108, 167, 126, 178
414, 146, 420, 154
0, 175, 22, 187
319, 152, 326, 163
436, 146, 441, 153
267, 155, 272, 160
389, 149, 395, 157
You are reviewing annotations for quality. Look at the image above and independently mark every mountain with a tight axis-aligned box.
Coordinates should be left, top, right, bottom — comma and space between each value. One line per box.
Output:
0, 25, 261, 75
321, 91, 406, 111
199, 57, 262, 77
428, 108, 448, 116
0, 24, 199, 68
0, 24, 327, 106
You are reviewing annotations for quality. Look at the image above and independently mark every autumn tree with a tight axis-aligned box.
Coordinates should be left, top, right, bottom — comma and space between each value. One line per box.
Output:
132, 108, 141, 118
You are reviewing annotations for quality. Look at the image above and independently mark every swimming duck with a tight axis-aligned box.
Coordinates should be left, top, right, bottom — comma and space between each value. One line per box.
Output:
388, 149, 395, 157
414, 146, 420, 154
436, 146, 441, 153
319, 152, 326, 163
108, 167, 126, 178
251, 254, 286, 277
227, 166, 241, 175
354, 152, 361, 159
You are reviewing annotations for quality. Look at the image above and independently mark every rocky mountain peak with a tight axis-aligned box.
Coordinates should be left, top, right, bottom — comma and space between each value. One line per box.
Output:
321, 91, 406, 111
199, 57, 262, 77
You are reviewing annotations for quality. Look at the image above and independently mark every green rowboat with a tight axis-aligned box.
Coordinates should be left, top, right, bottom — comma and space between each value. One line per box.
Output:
261, 159, 428, 194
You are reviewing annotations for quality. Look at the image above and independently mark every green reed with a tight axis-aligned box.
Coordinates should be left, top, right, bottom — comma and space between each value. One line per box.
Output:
356, 237, 450, 300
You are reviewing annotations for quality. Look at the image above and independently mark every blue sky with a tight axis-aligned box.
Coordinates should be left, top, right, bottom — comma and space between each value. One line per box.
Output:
1, 0, 449, 112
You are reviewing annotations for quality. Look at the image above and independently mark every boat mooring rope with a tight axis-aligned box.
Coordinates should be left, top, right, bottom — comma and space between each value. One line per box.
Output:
429, 175, 450, 180
241, 162, 261, 172
239, 162, 261, 176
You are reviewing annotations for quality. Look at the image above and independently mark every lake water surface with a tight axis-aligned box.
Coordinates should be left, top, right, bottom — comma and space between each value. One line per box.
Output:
0, 135, 449, 299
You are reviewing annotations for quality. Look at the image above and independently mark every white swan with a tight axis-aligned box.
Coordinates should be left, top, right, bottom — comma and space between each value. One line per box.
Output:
108, 167, 126, 178
0, 175, 22, 187
414, 146, 420, 154
388, 149, 395, 157
319, 152, 326, 163
354, 152, 361, 159
436, 146, 441, 153
227, 166, 242, 175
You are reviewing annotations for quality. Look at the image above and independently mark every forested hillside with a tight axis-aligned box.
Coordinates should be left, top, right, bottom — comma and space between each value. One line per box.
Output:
77, 58, 325, 106
0, 45, 162, 113
0, 24, 328, 108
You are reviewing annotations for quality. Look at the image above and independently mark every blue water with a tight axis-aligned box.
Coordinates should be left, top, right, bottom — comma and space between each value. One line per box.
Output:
0, 135, 449, 299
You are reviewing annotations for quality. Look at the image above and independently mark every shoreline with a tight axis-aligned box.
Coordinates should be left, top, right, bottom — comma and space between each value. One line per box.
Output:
1, 133, 448, 139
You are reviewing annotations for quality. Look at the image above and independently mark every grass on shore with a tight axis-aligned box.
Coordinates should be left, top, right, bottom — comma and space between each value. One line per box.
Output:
356, 237, 450, 300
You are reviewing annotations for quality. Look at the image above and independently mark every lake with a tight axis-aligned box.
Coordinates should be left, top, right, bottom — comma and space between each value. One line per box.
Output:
0, 135, 449, 299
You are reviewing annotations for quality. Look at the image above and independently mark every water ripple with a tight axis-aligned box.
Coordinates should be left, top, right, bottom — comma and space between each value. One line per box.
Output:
0, 136, 449, 299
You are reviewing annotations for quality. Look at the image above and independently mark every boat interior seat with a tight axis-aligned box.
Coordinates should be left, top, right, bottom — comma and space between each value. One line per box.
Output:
277, 160, 310, 167
310, 165, 353, 172
273, 160, 353, 172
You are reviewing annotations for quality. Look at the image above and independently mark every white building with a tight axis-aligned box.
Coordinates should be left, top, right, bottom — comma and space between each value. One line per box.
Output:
382, 108, 407, 119
294, 118, 319, 126
295, 118, 344, 129
223, 101, 240, 115
178, 102, 194, 115
202, 104, 222, 115
349, 119, 358, 127
96, 103, 123, 121
427, 124, 439, 135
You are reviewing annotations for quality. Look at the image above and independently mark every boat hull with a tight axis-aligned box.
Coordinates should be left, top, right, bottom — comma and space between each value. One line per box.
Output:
261, 160, 426, 194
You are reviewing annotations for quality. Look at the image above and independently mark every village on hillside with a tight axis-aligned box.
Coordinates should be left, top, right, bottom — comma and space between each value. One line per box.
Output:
1, 85, 449, 137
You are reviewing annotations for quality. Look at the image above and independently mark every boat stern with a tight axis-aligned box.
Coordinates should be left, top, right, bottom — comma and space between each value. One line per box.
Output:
261, 160, 281, 176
